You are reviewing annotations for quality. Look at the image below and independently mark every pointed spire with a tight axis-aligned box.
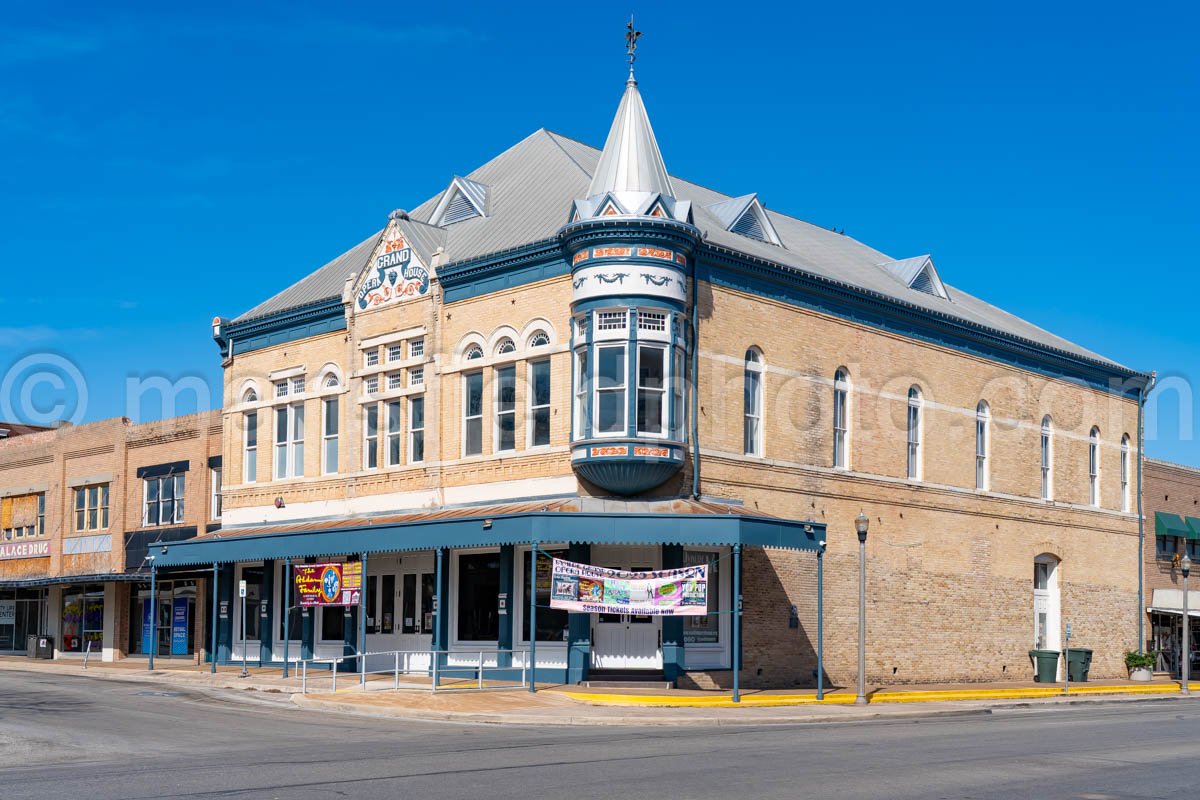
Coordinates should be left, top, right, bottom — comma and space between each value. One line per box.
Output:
585, 74, 675, 201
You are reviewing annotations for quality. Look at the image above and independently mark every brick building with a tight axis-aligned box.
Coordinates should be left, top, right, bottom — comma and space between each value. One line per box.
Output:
0, 411, 222, 660
1143, 458, 1200, 674
154, 63, 1151, 687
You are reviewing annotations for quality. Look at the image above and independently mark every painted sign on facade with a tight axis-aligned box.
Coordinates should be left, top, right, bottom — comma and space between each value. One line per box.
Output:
549, 558, 707, 616
295, 562, 362, 606
0, 541, 50, 560
355, 226, 429, 311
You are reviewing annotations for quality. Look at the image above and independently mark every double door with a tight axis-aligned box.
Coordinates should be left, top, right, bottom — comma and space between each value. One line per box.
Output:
591, 546, 662, 671
366, 557, 435, 672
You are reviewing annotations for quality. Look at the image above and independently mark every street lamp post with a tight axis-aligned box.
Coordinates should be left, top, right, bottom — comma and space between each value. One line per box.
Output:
1183, 553, 1191, 695
855, 511, 870, 705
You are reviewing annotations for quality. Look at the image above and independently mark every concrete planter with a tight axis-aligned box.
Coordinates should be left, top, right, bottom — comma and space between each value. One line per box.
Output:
1128, 666, 1153, 682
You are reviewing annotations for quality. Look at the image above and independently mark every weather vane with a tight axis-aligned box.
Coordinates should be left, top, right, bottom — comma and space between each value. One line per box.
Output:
626, 15, 642, 67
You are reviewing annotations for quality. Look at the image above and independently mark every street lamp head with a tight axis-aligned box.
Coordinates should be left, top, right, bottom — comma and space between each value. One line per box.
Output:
855, 510, 869, 543
1183, 553, 1192, 578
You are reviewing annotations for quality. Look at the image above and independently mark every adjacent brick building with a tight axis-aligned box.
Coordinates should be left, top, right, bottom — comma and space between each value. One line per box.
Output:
1142, 458, 1200, 674
0, 411, 221, 660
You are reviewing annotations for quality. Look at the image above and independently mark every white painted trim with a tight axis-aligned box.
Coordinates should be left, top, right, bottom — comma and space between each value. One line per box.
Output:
359, 326, 427, 350
268, 365, 306, 381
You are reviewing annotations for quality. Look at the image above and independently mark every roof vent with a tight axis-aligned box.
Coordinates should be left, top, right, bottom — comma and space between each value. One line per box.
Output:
706, 194, 781, 246
879, 255, 950, 301
431, 176, 489, 227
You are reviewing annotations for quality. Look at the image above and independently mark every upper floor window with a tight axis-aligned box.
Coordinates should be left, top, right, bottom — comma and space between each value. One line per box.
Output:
529, 359, 551, 447
409, 366, 424, 387
387, 343, 403, 363
244, 411, 258, 483
322, 397, 339, 475
274, 403, 304, 480
0, 493, 44, 539
528, 331, 550, 348
242, 388, 258, 404
409, 396, 425, 463
74, 484, 110, 531
364, 349, 379, 367
833, 369, 850, 469
464, 371, 484, 455
496, 338, 516, 356
386, 400, 404, 466
975, 401, 990, 490
573, 348, 589, 441
906, 386, 922, 479
323, 374, 340, 389
1088, 427, 1101, 507
495, 365, 517, 451
596, 344, 627, 435
144, 475, 185, 527
274, 380, 289, 399
410, 338, 425, 358
743, 348, 764, 456
363, 404, 379, 470
465, 345, 484, 361
1120, 434, 1131, 512
637, 345, 667, 436
209, 467, 222, 520
1040, 416, 1053, 500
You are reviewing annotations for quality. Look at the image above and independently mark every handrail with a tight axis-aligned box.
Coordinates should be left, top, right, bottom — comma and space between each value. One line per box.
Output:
298, 649, 530, 694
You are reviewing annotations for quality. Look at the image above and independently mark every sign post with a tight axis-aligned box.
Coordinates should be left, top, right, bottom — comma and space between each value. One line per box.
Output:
239, 579, 248, 678
1063, 621, 1072, 695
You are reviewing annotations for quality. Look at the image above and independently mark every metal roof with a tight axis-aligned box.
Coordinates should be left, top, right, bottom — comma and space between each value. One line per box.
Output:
229, 123, 1132, 371
585, 77, 675, 204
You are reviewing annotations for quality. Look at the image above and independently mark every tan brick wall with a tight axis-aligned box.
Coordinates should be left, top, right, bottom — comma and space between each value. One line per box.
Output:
1143, 459, 1200, 605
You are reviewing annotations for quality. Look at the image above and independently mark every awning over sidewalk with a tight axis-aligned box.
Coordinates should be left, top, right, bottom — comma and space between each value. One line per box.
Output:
154, 498, 826, 568
1148, 588, 1200, 617
0, 572, 145, 589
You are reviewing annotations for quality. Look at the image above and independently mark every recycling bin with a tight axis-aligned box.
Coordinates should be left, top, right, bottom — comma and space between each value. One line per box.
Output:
1029, 649, 1060, 682
26, 635, 54, 659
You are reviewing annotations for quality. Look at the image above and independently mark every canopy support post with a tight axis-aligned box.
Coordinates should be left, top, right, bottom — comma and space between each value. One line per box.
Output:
816, 547, 824, 700
529, 540, 538, 693
148, 566, 157, 671
210, 562, 219, 673
732, 544, 741, 704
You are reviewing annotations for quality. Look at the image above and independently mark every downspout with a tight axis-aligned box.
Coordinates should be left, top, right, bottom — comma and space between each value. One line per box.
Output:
690, 259, 701, 500
1137, 371, 1157, 653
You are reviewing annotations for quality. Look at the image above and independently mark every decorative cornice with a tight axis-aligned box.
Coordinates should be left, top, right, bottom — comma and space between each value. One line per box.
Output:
436, 239, 563, 287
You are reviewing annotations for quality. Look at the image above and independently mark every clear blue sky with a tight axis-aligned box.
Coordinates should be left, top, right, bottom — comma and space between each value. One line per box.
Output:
1, 1, 1197, 462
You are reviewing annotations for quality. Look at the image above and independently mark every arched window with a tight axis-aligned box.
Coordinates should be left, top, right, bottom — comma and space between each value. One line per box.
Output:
906, 386, 922, 479
528, 330, 550, 348
496, 337, 516, 356
1089, 427, 1101, 507
465, 344, 484, 361
743, 348, 764, 456
1120, 434, 1131, 512
1040, 416, 1053, 500
975, 401, 990, 490
833, 369, 850, 469
242, 388, 258, 404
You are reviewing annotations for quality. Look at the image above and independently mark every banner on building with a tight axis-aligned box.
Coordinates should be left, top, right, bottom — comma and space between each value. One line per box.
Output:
171, 598, 189, 656
548, 558, 707, 616
295, 562, 362, 606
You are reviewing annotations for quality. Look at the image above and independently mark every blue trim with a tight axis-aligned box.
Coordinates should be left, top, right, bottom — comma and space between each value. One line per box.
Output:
438, 240, 566, 304
217, 298, 347, 358
698, 248, 1148, 396
156, 510, 826, 567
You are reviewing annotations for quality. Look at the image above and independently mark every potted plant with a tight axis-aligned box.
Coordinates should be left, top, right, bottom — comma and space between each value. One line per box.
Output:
1125, 650, 1156, 681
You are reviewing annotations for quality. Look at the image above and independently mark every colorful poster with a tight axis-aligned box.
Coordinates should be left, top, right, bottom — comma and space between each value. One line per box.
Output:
141, 599, 154, 653
549, 558, 708, 616
171, 598, 189, 656
295, 562, 362, 606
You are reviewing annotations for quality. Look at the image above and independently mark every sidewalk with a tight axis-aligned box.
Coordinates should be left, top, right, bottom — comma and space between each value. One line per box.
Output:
3, 657, 1197, 726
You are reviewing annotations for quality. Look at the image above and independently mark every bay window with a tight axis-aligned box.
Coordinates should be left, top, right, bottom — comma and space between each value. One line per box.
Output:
595, 344, 627, 435
573, 348, 588, 440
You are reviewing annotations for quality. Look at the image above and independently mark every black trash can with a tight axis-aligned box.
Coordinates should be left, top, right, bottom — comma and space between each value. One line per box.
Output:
1066, 648, 1092, 682
1029, 649, 1060, 682
26, 635, 53, 659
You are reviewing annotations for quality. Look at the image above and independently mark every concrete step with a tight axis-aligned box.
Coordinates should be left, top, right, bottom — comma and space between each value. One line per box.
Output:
579, 679, 674, 690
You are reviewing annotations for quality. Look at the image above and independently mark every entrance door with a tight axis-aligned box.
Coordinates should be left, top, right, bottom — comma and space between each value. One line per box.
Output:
591, 547, 662, 671
365, 555, 435, 673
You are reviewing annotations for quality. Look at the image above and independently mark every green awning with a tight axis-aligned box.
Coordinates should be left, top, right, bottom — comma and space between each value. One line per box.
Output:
1156, 512, 1199, 540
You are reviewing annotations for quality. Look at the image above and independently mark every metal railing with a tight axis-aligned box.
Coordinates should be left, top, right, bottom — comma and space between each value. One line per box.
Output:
299, 649, 530, 694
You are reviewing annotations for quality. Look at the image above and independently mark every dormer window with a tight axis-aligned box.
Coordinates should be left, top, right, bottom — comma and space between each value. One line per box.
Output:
430, 176, 489, 227
879, 255, 950, 300
706, 194, 782, 246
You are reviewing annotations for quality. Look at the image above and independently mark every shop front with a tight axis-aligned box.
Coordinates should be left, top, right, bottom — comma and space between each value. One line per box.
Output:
127, 579, 198, 658
152, 500, 825, 690
0, 588, 47, 652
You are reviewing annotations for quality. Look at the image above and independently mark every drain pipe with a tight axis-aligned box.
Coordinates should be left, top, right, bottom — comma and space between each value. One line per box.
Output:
1137, 371, 1157, 653
690, 258, 701, 500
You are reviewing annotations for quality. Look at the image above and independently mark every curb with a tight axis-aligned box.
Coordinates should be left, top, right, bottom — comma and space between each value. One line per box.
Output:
290, 693, 995, 727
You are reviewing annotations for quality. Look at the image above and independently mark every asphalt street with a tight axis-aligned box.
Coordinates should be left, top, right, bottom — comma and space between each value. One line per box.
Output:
1, 669, 1199, 799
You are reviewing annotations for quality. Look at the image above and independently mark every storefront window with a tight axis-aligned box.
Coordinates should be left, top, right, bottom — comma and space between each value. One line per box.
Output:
62, 584, 104, 653
128, 581, 196, 656
457, 552, 500, 641
523, 549, 568, 642
279, 564, 302, 641
241, 567, 263, 641
0, 589, 45, 651
684, 550, 720, 644
320, 606, 345, 642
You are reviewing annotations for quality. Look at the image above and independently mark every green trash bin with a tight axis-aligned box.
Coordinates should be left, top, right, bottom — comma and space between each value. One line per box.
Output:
1066, 648, 1092, 682
1029, 649, 1060, 682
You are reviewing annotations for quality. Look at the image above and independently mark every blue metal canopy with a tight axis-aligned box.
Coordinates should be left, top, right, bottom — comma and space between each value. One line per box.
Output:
155, 510, 826, 568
